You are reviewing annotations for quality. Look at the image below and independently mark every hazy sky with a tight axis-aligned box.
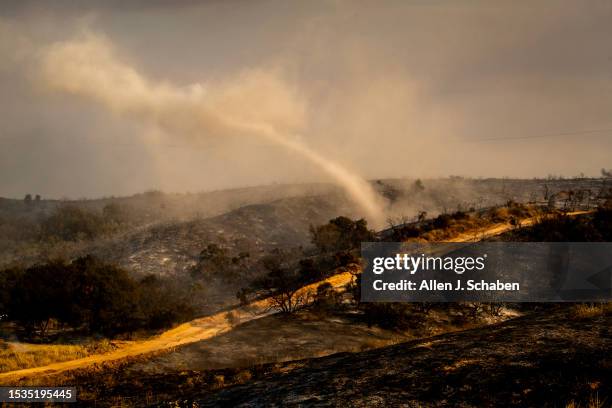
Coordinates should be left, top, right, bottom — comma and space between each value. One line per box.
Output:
1, 0, 611, 199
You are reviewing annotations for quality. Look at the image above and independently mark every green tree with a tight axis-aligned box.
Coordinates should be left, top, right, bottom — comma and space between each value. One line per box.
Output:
8, 261, 72, 336
310, 216, 374, 253
69, 256, 140, 335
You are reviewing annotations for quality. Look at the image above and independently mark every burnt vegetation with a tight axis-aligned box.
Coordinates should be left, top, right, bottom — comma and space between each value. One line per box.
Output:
503, 206, 612, 242
239, 216, 373, 314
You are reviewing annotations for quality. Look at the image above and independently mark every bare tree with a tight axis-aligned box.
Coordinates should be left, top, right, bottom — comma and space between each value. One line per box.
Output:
267, 285, 310, 314
417, 211, 427, 223
256, 251, 310, 314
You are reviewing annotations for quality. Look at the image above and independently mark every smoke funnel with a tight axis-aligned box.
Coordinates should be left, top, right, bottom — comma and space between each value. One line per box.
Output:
40, 33, 384, 226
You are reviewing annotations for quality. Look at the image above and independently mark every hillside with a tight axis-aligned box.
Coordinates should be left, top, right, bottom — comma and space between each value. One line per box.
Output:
3, 177, 607, 271
188, 308, 610, 407
84, 194, 358, 276
0, 183, 346, 269
1, 178, 610, 407
0, 183, 339, 224
23, 307, 608, 407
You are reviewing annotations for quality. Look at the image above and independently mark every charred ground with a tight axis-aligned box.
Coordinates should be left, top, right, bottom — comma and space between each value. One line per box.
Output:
32, 306, 609, 407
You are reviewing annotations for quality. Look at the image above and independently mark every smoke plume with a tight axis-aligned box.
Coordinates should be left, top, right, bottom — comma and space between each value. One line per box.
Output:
40, 33, 385, 226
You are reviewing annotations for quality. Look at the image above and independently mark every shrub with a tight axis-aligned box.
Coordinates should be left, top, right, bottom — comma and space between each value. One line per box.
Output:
361, 303, 422, 330
314, 282, 342, 310
225, 311, 240, 327
451, 210, 468, 220
515, 206, 612, 242
592, 207, 612, 240
486, 303, 504, 316
191, 244, 249, 284
137, 274, 194, 330
234, 370, 252, 384
433, 214, 452, 229
393, 225, 421, 240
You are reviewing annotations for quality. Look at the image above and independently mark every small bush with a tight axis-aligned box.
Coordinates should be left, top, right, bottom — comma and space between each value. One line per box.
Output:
433, 214, 452, 229
314, 282, 342, 310
361, 303, 423, 330
485, 303, 504, 316
213, 375, 225, 389
225, 311, 240, 327
451, 210, 468, 220
234, 370, 252, 384
394, 225, 421, 240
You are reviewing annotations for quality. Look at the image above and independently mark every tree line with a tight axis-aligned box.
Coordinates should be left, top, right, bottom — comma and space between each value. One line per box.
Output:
0, 256, 194, 339
1, 203, 137, 245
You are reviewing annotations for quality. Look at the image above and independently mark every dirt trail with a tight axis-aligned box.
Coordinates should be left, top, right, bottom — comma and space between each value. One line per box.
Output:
0, 210, 591, 382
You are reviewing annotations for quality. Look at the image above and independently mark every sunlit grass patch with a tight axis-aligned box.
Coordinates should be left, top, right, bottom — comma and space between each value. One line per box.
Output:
0, 339, 117, 373
569, 303, 611, 320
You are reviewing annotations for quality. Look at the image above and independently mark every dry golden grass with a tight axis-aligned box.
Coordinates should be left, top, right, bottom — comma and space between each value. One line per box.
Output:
569, 303, 611, 320
213, 374, 225, 389
234, 370, 252, 384
491, 207, 511, 220
417, 204, 573, 243
0, 339, 117, 373
420, 216, 488, 242
566, 393, 606, 408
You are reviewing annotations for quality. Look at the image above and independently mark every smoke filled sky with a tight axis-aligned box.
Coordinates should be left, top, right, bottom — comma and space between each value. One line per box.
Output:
1, 0, 611, 199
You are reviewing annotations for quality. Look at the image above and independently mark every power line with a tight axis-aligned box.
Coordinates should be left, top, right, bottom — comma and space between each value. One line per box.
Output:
1, 126, 612, 148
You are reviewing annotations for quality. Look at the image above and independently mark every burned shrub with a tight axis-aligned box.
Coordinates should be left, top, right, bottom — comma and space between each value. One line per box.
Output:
433, 214, 452, 229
